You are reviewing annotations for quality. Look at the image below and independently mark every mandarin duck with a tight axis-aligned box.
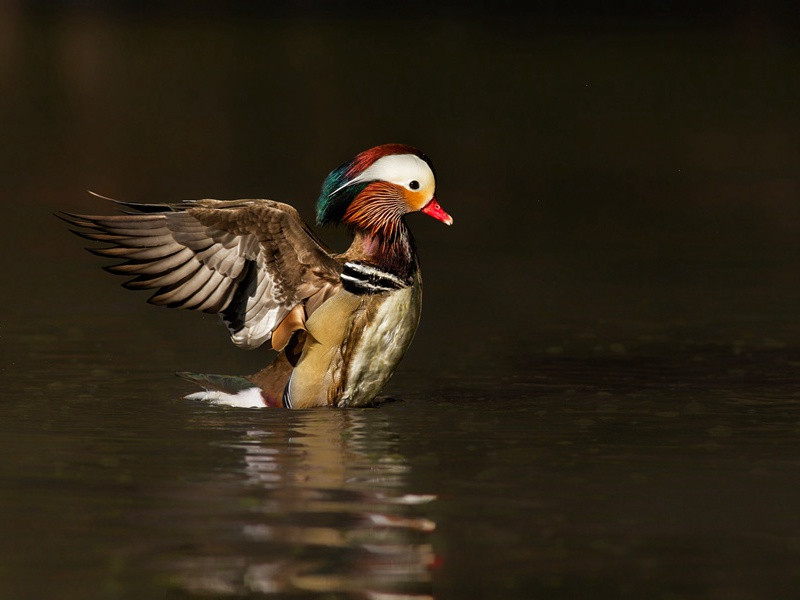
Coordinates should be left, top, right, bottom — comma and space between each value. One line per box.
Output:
60, 144, 452, 408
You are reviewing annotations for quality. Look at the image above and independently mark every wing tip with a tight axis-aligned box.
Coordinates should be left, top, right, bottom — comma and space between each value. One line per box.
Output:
86, 190, 175, 214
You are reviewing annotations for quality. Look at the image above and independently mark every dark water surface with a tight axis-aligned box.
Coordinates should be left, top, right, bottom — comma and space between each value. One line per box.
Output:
3, 7, 800, 600
4, 317, 800, 599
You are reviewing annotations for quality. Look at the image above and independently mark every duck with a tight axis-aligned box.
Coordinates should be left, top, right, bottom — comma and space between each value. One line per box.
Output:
59, 144, 453, 408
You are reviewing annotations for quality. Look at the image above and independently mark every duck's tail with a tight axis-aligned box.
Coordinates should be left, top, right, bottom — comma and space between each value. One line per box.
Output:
176, 371, 280, 408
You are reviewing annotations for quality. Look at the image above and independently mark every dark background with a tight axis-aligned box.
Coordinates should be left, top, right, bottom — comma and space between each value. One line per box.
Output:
2, 2, 800, 599
3, 2, 799, 372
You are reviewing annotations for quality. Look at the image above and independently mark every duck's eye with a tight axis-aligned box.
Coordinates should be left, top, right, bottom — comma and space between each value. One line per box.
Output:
409, 180, 420, 190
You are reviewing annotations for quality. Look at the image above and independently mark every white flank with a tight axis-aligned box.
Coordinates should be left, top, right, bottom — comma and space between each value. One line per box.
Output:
184, 386, 266, 408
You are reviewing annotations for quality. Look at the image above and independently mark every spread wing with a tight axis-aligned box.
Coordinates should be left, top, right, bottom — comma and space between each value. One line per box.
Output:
59, 197, 342, 349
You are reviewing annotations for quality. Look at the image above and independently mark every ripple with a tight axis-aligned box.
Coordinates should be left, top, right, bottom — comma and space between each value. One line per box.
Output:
166, 410, 437, 597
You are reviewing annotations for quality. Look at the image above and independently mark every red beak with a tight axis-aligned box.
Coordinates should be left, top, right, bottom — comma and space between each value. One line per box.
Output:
420, 197, 453, 226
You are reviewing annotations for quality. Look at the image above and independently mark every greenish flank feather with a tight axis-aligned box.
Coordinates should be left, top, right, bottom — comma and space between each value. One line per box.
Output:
176, 371, 254, 393
316, 164, 367, 225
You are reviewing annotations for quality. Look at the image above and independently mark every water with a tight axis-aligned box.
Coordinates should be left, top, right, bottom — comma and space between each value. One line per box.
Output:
4, 315, 800, 598
3, 7, 800, 599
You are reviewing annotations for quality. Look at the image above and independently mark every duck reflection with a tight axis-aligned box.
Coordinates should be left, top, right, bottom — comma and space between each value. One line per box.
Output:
175, 410, 437, 599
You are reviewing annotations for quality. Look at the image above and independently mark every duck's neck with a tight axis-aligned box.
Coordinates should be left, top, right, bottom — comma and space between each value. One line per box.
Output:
346, 218, 419, 280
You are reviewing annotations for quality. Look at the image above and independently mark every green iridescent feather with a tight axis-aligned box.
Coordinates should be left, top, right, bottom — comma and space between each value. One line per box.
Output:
316, 162, 368, 225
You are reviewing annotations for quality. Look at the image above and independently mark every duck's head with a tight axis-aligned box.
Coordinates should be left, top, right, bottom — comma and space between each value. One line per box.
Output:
316, 144, 453, 231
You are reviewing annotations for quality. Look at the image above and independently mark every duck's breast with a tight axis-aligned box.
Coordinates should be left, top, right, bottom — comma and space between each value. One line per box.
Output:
338, 279, 422, 407
286, 276, 422, 409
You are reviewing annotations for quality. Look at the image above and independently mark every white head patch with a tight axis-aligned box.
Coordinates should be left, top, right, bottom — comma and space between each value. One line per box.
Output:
331, 154, 435, 196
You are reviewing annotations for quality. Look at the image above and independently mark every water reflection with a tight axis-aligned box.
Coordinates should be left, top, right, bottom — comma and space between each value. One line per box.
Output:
172, 410, 437, 598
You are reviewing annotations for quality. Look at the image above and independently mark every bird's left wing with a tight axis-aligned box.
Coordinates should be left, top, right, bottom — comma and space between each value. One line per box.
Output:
59, 198, 342, 349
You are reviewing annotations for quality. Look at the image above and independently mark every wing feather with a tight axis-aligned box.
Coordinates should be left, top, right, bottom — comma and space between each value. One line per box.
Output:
105, 247, 195, 275
180, 270, 230, 310
124, 259, 202, 289
88, 243, 184, 260
83, 232, 178, 247
60, 197, 342, 349
153, 264, 214, 304
194, 242, 248, 276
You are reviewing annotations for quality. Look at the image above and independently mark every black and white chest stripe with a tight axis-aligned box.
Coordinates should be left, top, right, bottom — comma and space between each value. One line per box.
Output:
282, 376, 293, 409
340, 261, 412, 295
